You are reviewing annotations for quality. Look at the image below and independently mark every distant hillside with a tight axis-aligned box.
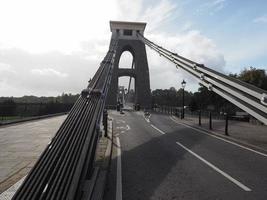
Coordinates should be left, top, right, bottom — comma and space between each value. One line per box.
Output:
0, 93, 80, 104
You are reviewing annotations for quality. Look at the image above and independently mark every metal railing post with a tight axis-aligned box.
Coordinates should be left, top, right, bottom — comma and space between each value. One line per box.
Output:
225, 113, 229, 136
199, 110, 201, 126
209, 112, 212, 130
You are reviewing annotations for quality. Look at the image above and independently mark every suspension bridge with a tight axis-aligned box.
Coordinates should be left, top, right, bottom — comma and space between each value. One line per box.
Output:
3, 21, 267, 200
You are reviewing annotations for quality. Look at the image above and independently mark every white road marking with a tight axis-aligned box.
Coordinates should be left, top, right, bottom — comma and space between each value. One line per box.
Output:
116, 120, 125, 124
150, 124, 165, 135
116, 126, 125, 129
126, 125, 130, 130
116, 137, 122, 200
143, 115, 150, 123
149, 123, 251, 191
142, 112, 151, 123
176, 142, 252, 192
116, 125, 130, 132
170, 116, 267, 158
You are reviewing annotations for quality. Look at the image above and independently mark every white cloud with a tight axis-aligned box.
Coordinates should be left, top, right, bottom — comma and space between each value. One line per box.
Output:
0, 0, 117, 53
31, 68, 68, 78
147, 31, 225, 71
253, 15, 267, 23
141, 0, 177, 32
146, 30, 225, 91
181, 22, 193, 32
209, 0, 226, 11
0, 0, 225, 96
212, 0, 226, 8
0, 63, 13, 72
115, 0, 143, 21
0, 48, 99, 96
196, 0, 226, 15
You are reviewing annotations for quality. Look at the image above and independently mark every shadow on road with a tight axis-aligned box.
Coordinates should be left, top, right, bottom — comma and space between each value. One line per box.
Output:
104, 112, 259, 200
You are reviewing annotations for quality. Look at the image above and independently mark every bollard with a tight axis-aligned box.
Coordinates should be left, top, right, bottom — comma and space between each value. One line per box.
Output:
199, 110, 201, 126
225, 113, 229, 136
209, 112, 212, 130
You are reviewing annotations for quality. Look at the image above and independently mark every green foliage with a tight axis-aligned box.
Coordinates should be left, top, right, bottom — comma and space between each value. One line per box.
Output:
0, 93, 80, 104
0, 99, 17, 116
0, 93, 79, 119
238, 67, 267, 90
152, 87, 192, 107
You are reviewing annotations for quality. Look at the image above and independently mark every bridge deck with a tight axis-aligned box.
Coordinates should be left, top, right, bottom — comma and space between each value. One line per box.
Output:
0, 115, 66, 194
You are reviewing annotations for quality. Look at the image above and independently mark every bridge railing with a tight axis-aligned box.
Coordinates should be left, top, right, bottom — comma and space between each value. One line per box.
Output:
138, 33, 267, 125
152, 105, 261, 136
12, 39, 118, 200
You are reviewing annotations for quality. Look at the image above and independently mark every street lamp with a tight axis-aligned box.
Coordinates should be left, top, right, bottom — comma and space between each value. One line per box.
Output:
181, 79, 186, 119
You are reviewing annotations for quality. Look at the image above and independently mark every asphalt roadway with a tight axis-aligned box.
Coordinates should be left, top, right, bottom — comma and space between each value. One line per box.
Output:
104, 110, 267, 200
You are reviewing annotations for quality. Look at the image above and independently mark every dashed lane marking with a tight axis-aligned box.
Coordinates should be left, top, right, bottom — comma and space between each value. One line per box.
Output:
169, 116, 267, 158
176, 141, 252, 192
150, 124, 165, 135
150, 123, 252, 192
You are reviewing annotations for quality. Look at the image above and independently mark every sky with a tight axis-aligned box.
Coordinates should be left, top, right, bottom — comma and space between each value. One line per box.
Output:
0, 0, 267, 97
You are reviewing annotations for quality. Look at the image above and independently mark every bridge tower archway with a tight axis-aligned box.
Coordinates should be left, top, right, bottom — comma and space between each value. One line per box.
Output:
118, 76, 136, 106
106, 21, 151, 109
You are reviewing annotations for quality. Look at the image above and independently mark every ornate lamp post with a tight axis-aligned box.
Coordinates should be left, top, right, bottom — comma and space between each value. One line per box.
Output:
181, 80, 186, 119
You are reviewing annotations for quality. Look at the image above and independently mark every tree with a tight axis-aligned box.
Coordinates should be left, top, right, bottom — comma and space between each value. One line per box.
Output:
151, 88, 192, 107
192, 84, 233, 113
188, 96, 198, 111
0, 99, 17, 116
238, 67, 267, 90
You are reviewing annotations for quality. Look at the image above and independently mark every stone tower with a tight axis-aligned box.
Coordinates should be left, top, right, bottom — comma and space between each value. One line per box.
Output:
106, 21, 151, 109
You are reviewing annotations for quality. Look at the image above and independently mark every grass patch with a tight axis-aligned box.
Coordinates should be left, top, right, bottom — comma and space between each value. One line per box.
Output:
0, 116, 22, 121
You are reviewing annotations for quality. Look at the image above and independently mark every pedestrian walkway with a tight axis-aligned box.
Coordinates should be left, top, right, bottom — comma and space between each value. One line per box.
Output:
173, 115, 267, 152
0, 115, 66, 194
